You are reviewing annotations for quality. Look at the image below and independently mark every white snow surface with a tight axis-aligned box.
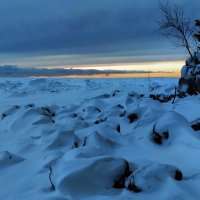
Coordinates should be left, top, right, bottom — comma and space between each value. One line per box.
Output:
0, 78, 200, 200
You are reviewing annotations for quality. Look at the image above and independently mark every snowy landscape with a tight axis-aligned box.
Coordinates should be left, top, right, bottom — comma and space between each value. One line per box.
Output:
1, 77, 200, 199
0, 0, 200, 199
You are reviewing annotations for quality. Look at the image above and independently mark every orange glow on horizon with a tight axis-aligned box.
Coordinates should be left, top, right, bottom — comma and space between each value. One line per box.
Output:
65, 60, 184, 72
28, 60, 184, 78
26, 61, 185, 78
30, 72, 180, 79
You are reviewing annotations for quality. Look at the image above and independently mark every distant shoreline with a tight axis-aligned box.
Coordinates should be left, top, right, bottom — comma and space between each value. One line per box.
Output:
0, 75, 180, 79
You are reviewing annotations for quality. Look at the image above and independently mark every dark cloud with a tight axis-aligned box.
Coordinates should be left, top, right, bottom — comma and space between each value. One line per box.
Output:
0, 65, 172, 77
0, 0, 199, 66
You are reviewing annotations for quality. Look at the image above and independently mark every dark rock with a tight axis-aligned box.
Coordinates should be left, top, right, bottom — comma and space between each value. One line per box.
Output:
95, 119, 104, 124
174, 170, 183, 181
163, 132, 169, 139
152, 132, 162, 145
42, 107, 55, 118
112, 90, 121, 97
73, 142, 78, 148
95, 108, 101, 113
1, 113, 7, 120
113, 161, 132, 189
120, 111, 126, 117
152, 126, 169, 145
117, 104, 124, 109
149, 94, 157, 100
177, 92, 187, 98
128, 113, 137, 123
25, 103, 35, 108
178, 77, 198, 95
127, 182, 142, 193
116, 125, 121, 133
191, 120, 200, 131
149, 94, 174, 103
71, 113, 77, 118
82, 137, 87, 147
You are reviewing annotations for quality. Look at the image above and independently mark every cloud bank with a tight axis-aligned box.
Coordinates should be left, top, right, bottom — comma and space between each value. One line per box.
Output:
0, 0, 199, 66
0, 65, 172, 77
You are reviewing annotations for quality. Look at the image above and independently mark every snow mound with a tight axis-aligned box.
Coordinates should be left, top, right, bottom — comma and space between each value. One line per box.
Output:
125, 162, 182, 192
0, 151, 24, 170
152, 111, 195, 145
52, 156, 130, 198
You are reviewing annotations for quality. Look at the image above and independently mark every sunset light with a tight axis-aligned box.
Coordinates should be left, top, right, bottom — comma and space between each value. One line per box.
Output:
64, 60, 184, 77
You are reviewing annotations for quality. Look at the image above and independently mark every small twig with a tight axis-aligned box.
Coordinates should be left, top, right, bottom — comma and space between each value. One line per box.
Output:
172, 86, 177, 104
49, 166, 56, 191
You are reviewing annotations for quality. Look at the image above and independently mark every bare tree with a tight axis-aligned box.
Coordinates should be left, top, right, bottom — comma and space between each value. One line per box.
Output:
158, 1, 197, 60
194, 20, 200, 45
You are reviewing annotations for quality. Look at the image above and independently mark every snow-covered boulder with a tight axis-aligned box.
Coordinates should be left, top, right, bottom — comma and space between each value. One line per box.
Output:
52, 156, 131, 198
152, 111, 195, 145
181, 65, 194, 78
194, 64, 200, 75
125, 162, 182, 192
179, 53, 200, 95
178, 77, 198, 95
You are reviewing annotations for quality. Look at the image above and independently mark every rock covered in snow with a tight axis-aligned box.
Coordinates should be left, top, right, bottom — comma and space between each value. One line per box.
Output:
125, 162, 182, 192
179, 53, 200, 94
181, 65, 194, 78
152, 111, 195, 145
52, 156, 131, 197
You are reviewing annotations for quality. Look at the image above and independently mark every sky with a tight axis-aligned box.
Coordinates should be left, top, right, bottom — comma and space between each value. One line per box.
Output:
0, 0, 199, 77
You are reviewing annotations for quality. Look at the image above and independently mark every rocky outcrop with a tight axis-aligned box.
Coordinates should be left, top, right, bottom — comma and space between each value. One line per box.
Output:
179, 53, 200, 95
